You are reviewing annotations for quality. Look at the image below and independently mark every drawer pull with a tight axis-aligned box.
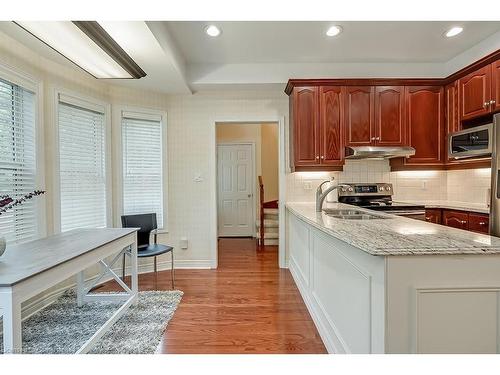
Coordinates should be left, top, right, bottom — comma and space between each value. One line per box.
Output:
479, 221, 487, 226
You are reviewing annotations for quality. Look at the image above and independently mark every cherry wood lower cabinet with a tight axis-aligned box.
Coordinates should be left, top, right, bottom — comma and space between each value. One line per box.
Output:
425, 208, 489, 234
424, 209, 442, 224
468, 212, 490, 234
442, 210, 469, 230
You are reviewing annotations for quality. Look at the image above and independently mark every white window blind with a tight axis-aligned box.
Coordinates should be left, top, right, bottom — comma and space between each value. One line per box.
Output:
58, 96, 107, 232
122, 111, 164, 227
0, 78, 37, 243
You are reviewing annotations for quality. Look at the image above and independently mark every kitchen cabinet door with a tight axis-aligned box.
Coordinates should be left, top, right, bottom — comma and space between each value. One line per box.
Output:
374, 86, 406, 146
468, 213, 490, 234
493, 60, 500, 113
443, 210, 469, 230
292, 86, 320, 166
458, 65, 492, 121
345, 86, 374, 146
405, 86, 445, 165
445, 82, 460, 134
319, 86, 344, 166
425, 209, 442, 224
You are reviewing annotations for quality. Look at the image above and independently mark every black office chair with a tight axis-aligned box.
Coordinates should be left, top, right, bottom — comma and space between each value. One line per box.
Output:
121, 213, 174, 289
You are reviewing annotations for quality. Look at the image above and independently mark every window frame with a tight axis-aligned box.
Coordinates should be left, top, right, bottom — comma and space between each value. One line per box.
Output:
114, 105, 168, 232
0, 61, 46, 241
53, 87, 112, 233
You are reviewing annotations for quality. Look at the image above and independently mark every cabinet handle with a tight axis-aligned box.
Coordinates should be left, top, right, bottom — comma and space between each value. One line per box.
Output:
371, 137, 376, 141
479, 221, 487, 226
425, 217, 431, 222
491, 100, 496, 105
321, 156, 324, 159
315, 156, 319, 160
461, 220, 467, 224
484, 101, 490, 108
376, 137, 380, 140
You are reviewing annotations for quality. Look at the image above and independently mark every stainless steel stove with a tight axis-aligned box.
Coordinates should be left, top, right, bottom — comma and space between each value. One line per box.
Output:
337, 183, 426, 220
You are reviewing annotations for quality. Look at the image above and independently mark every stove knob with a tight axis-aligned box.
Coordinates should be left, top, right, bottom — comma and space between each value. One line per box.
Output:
386, 186, 391, 191
348, 187, 354, 192
341, 188, 346, 192
379, 187, 384, 191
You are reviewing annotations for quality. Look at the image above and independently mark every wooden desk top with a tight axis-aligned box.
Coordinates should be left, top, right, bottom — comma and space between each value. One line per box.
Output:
0, 228, 137, 287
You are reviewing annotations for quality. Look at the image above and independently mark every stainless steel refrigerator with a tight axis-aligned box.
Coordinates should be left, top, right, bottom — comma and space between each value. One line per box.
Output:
490, 113, 500, 237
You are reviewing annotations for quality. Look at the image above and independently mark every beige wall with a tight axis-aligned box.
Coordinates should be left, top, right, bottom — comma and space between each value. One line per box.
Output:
0, 29, 289, 272
261, 123, 279, 202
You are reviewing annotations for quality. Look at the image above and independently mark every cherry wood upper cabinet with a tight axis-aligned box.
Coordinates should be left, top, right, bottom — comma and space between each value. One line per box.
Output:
458, 65, 492, 121
319, 86, 344, 166
493, 60, 500, 113
405, 86, 444, 165
445, 82, 459, 135
345, 86, 374, 146
374, 86, 405, 146
291, 86, 319, 166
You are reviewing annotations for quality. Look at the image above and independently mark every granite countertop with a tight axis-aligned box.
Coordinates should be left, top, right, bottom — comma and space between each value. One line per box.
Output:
286, 201, 500, 256
398, 200, 490, 214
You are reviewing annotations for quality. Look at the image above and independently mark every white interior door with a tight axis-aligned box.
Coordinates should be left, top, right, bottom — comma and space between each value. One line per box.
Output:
217, 144, 255, 237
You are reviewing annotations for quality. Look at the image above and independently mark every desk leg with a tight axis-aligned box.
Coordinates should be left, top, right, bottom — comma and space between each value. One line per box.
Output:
76, 271, 85, 307
1, 290, 22, 354
130, 241, 138, 305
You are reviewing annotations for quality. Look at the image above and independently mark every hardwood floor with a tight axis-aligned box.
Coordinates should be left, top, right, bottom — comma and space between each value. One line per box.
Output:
101, 238, 326, 354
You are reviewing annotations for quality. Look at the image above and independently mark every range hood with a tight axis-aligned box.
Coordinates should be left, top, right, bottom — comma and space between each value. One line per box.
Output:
344, 146, 415, 159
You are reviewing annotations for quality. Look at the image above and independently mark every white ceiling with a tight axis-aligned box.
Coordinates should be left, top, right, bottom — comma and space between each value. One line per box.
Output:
1, 21, 499, 94
165, 21, 500, 63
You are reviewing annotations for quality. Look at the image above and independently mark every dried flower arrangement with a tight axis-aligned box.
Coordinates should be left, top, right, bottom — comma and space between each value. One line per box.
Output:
0, 190, 45, 215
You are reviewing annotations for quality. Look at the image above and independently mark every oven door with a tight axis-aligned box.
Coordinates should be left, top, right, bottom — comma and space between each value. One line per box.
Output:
448, 123, 492, 159
389, 210, 426, 221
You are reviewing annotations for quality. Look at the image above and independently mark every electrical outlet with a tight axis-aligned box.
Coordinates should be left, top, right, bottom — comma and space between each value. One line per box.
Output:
303, 181, 312, 190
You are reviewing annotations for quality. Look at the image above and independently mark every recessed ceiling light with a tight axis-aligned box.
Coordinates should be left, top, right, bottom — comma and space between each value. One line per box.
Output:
205, 25, 221, 37
326, 25, 342, 37
445, 26, 463, 38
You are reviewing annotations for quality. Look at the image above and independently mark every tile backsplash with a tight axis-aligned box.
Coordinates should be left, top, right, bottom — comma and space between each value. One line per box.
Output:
286, 160, 491, 207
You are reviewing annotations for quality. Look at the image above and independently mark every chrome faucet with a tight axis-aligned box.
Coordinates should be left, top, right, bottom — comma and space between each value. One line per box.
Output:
316, 179, 348, 212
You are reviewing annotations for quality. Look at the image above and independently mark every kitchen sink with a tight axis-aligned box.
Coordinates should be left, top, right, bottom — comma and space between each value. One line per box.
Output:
322, 208, 390, 220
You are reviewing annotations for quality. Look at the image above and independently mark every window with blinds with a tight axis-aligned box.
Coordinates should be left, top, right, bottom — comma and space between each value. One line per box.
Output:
58, 95, 107, 232
122, 111, 164, 228
0, 78, 37, 243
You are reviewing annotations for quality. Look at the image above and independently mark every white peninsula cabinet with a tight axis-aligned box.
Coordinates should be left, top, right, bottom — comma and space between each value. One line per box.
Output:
286, 202, 500, 354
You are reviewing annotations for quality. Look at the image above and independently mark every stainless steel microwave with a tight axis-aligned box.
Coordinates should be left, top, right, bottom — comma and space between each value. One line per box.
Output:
448, 123, 493, 159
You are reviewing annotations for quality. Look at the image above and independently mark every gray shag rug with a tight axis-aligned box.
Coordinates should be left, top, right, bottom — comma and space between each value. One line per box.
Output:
0, 289, 183, 354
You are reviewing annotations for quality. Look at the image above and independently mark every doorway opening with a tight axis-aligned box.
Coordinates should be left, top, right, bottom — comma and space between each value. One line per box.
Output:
215, 122, 280, 265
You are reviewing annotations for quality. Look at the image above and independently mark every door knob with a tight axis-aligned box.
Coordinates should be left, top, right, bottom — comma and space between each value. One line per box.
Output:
248, 194, 252, 198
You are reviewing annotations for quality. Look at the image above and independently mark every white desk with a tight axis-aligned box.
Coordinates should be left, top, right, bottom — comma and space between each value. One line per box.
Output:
0, 228, 138, 354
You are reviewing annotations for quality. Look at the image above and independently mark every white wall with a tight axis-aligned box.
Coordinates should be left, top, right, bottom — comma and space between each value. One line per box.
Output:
286, 160, 491, 209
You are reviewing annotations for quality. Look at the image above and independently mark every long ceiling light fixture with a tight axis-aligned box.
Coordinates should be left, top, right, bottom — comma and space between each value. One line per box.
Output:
14, 21, 147, 79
